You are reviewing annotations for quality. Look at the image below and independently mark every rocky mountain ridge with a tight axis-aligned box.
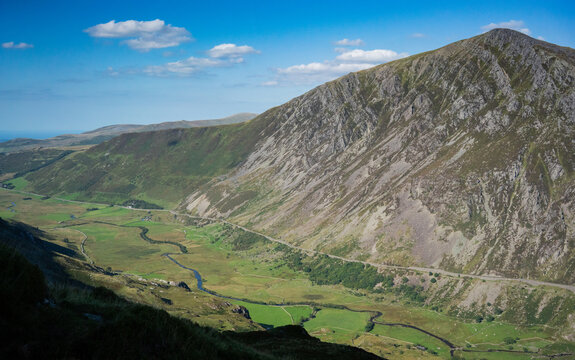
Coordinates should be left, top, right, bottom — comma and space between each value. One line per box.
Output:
182, 29, 575, 283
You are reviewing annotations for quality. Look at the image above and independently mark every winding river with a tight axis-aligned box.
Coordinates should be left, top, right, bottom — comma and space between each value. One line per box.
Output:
68, 219, 568, 359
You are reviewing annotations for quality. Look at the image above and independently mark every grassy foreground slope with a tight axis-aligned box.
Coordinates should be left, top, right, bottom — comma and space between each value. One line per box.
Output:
0, 217, 381, 360
24, 116, 271, 207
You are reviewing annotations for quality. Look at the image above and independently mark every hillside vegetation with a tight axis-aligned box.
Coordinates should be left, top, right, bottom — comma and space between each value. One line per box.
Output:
25, 119, 268, 207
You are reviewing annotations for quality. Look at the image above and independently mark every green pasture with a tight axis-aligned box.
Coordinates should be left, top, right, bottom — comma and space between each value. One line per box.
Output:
304, 308, 371, 343
369, 304, 554, 353
231, 301, 313, 327
7, 177, 29, 190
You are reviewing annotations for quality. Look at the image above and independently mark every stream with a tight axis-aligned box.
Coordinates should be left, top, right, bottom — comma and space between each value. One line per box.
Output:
162, 251, 460, 356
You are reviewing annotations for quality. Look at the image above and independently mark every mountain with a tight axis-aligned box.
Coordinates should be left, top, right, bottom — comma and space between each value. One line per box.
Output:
20, 29, 575, 284
0, 113, 258, 153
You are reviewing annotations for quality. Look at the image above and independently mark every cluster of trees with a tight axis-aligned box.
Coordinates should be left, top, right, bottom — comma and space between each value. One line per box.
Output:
231, 229, 266, 251
284, 252, 394, 291
1, 182, 15, 189
120, 199, 163, 209
393, 284, 426, 303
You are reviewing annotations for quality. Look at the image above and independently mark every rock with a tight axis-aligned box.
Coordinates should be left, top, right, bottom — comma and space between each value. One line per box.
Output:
177, 281, 191, 292
160, 297, 173, 305
231, 305, 251, 320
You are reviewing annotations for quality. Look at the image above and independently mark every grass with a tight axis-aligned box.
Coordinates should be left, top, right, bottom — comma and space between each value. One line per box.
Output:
371, 324, 450, 358
452, 351, 534, 359
23, 118, 271, 208
304, 308, 371, 343
7, 176, 29, 190
232, 301, 293, 327
285, 305, 314, 324
229, 302, 313, 328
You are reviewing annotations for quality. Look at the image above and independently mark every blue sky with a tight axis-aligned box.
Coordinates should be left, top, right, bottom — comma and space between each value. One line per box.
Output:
1, 0, 574, 135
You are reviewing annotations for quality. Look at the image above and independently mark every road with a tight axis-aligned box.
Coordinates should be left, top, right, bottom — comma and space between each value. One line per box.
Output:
3, 187, 574, 293
171, 211, 575, 294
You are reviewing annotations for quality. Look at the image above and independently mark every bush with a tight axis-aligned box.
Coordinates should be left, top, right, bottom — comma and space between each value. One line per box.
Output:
504, 337, 517, 344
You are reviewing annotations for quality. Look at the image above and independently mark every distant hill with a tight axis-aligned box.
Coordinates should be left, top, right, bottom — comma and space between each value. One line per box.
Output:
0, 113, 257, 153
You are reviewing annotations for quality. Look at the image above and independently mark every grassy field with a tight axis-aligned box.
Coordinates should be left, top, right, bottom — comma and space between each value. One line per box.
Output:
304, 308, 372, 343
231, 301, 313, 328
371, 324, 450, 358
0, 189, 569, 359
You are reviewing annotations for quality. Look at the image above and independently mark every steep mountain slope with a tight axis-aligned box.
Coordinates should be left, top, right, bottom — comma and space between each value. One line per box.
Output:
0, 113, 257, 153
22, 29, 575, 284
182, 29, 575, 284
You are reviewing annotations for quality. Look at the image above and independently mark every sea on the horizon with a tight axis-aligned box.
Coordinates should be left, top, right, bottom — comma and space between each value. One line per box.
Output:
0, 131, 67, 142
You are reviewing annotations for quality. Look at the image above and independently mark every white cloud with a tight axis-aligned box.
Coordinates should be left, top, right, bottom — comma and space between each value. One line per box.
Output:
334, 38, 364, 47
537, 36, 545, 41
143, 44, 257, 77
144, 56, 224, 76
278, 62, 374, 76
207, 43, 259, 58
336, 49, 408, 63
411, 33, 426, 38
271, 43, 408, 85
481, 20, 531, 35
273, 61, 376, 85
2, 41, 33, 49
85, 19, 191, 51
260, 80, 279, 87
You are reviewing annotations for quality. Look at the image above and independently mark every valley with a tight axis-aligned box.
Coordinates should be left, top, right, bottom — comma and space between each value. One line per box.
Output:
2, 28, 575, 359
2, 188, 573, 359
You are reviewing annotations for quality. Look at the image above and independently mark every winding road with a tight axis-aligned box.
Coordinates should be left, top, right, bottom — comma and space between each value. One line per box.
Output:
170, 211, 575, 294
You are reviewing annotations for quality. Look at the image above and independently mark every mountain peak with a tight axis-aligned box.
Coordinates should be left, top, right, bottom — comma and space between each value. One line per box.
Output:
474, 28, 575, 62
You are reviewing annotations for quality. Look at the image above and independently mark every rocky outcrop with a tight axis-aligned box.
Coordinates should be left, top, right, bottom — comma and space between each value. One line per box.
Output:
231, 305, 251, 320
184, 29, 575, 284
177, 281, 191, 292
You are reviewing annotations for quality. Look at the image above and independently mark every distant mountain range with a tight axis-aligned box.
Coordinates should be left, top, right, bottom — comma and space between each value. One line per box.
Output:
0, 112, 257, 153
